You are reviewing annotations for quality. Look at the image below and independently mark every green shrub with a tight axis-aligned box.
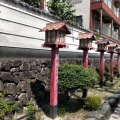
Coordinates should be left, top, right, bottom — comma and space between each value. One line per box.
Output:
57, 105, 67, 117
27, 102, 36, 120
104, 67, 110, 81
58, 64, 99, 91
84, 96, 101, 111
0, 93, 17, 119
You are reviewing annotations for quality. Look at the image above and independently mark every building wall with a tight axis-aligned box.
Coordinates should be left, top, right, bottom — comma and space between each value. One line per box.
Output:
0, 0, 113, 59
71, 0, 90, 29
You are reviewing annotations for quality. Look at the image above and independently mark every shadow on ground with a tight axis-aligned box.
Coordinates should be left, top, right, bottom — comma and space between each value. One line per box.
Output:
30, 80, 84, 118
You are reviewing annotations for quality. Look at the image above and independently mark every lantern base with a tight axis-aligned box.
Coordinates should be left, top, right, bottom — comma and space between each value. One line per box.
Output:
110, 77, 113, 82
50, 105, 57, 119
100, 81, 104, 87
82, 88, 88, 98
117, 74, 120, 78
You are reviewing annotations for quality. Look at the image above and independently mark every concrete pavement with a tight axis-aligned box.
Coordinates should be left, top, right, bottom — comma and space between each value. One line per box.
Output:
109, 103, 120, 120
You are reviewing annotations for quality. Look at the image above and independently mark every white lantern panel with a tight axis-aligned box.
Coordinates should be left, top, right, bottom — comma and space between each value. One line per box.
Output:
59, 32, 64, 43
47, 31, 51, 42
102, 44, 104, 50
51, 31, 56, 42
85, 40, 88, 46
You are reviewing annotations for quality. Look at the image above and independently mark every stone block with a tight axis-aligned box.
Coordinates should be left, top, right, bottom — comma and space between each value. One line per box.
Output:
100, 102, 111, 120
0, 62, 2, 70
17, 81, 28, 93
19, 72, 24, 81
0, 81, 4, 92
36, 73, 44, 81
3, 95, 15, 103
1, 61, 11, 71
108, 98, 117, 112
5, 83, 17, 95
11, 60, 22, 67
14, 75, 20, 84
35, 60, 41, 66
10, 67, 20, 73
30, 70, 36, 79
23, 71, 31, 79
27, 88, 32, 100
109, 94, 120, 103
1, 72, 14, 82
20, 61, 30, 71
36, 66, 41, 72
30, 61, 36, 70
18, 93, 28, 106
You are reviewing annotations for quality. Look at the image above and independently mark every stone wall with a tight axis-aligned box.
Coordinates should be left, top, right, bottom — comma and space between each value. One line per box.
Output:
0, 58, 117, 119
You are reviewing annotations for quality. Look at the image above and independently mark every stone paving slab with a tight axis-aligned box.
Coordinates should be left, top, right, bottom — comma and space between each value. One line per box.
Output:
109, 104, 120, 120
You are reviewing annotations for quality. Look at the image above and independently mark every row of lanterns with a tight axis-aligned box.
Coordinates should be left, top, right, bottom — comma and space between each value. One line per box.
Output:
40, 21, 120, 119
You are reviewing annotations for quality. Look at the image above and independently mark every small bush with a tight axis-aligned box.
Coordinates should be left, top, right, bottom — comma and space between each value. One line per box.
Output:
84, 96, 101, 111
57, 105, 67, 117
0, 92, 18, 119
27, 102, 36, 120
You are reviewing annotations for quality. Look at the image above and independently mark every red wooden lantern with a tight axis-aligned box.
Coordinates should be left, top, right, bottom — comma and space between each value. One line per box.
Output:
40, 21, 71, 119
96, 39, 109, 52
107, 44, 118, 53
116, 46, 120, 54
77, 32, 96, 50
116, 46, 120, 78
40, 21, 71, 48
107, 44, 118, 82
77, 32, 96, 68
96, 39, 109, 87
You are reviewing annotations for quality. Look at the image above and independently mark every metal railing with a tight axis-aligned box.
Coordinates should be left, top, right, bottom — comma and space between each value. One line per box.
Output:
113, 31, 118, 40
114, 6, 119, 18
94, 22, 119, 40
104, 0, 112, 9
92, 0, 112, 9
103, 23, 111, 36
92, 0, 103, 2
94, 22, 111, 37
94, 22, 100, 30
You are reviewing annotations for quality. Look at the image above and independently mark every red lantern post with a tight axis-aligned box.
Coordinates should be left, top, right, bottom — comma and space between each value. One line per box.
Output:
77, 32, 96, 68
96, 39, 109, 87
40, 22, 71, 119
116, 46, 120, 78
107, 44, 118, 82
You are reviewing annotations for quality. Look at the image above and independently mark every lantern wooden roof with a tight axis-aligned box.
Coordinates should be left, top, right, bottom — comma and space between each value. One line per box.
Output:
96, 39, 109, 44
116, 46, 120, 53
107, 43, 118, 48
116, 46, 120, 49
77, 32, 96, 40
107, 43, 118, 53
40, 21, 71, 34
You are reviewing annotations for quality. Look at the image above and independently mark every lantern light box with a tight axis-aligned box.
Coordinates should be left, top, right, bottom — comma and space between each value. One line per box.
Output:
116, 46, 120, 54
107, 44, 118, 53
96, 39, 109, 51
77, 32, 96, 50
40, 22, 71, 48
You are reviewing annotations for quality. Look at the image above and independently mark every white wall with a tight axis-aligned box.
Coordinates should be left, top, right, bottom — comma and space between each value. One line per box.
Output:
0, 0, 98, 54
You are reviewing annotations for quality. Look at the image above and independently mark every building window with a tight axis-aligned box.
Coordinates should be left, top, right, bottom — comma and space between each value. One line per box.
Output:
76, 16, 83, 26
